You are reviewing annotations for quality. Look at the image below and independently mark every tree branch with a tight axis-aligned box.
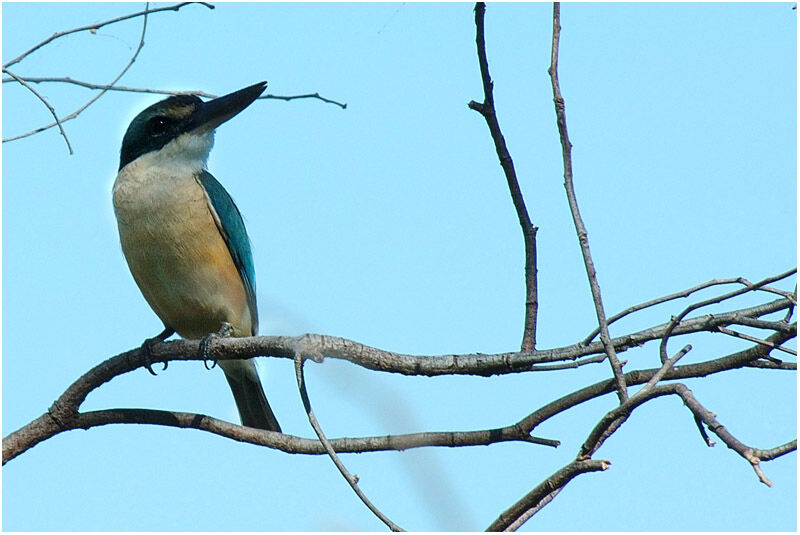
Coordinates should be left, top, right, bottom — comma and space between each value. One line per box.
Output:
548, 2, 627, 403
493, 329, 795, 530
468, 2, 539, 351
2, 406, 560, 466
294, 351, 405, 531
3, 305, 792, 464
2, 68, 73, 153
3, 2, 212, 69
659, 268, 796, 363
486, 459, 610, 531
3, 1, 153, 145
2, 77, 348, 109
669, 383, 796, 487
583, 276, 795, 345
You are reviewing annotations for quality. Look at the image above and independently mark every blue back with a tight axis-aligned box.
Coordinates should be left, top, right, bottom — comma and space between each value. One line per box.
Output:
198, 170, 258, 335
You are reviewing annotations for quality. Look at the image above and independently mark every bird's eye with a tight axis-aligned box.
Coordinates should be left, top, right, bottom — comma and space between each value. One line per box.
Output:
147, 116, 172, 136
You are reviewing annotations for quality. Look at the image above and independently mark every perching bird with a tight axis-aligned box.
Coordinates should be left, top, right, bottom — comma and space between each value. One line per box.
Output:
112, 82, 281, 432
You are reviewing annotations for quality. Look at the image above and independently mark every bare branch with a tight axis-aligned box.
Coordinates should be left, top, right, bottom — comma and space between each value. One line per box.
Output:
516, 327, 795, 434
3, 2, 152, 144
659, 268, 797, 363
2, 68, 73, 154
2, 2, 213, 69
468, 2, 539, 351
576, 381, 793, 487
486, 459, 610, 531
503, 487, 562, 532
53, 297, 795, 392
548, 2, 627, 402
293, 351, 405, 532
578, 345, 691, 459
671, 383, 795, 486
744, 360, 796, 370
583, 276, 794, 345
753, 440, 798, 461
528, 354, 606, 371
783, 284, 796, 321
728, 315, 796, 332
4, 311, 791, 465
499, 367, 795, 529
2, 406, 560, 466
488, 330, 795, 530
2, 77, 348, 109
715, 326, 796, 356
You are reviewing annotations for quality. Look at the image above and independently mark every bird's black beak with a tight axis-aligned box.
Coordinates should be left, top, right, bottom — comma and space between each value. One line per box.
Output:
188, 81, 267, 133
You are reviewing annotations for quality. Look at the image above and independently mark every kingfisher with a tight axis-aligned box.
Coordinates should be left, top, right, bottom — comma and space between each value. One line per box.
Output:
112, 81, 281, 432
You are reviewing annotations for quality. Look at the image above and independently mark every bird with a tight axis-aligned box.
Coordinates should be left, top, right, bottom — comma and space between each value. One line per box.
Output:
112, 81, 281, 432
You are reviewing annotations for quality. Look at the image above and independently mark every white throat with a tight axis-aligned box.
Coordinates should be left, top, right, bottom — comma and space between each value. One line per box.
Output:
130, 130, 215, 174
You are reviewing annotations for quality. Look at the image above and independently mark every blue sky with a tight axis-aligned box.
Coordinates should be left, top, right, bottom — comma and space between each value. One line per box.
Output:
2, 2, 796, 531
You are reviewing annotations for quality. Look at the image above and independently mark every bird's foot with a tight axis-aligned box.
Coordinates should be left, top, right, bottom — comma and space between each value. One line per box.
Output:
140, 327, 175, 376
199, 322, 234, 370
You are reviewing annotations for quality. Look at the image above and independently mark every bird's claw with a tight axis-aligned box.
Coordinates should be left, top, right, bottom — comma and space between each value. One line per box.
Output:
199, 322, 233, 370
140, 327, 175, 375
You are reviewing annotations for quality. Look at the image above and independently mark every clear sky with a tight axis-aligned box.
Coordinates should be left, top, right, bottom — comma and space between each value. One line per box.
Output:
2, 2, 796, 531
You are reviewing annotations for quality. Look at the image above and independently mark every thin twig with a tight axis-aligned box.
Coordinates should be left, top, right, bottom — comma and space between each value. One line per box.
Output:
578, 345, 690, 459
528, 354, 606, 371
6, 2, 156, 144
468, 2, 538, 351
671, 383, 795, 486
3, 68, 73, 154
728, 316, 796, 332
516, 327, 795, 435
715, 326, 796, 356
582, 276, 791, 345
783, 284, 796, 322
3, 2, 212, 69
744, 360, 796, 370
659, 268, 797, 363
2, 77, 348, 109
548, 2, 627, 402
293, 351, 405, 532
693, 415, 715, 446
487, 332, 794, 530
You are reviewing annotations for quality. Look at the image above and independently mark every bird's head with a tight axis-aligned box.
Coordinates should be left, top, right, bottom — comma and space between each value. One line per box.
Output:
119, 81, 267, 171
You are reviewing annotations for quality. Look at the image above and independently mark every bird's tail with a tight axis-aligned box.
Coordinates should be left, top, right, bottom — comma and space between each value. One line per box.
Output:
218, 359, 281, 432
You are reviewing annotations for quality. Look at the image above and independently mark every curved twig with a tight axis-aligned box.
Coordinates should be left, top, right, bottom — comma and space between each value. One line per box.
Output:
294, 351, 405, 531
583, 276, 794, 345
4, 2, 152, 145
2, 68, 73, 153
3, 2, 212, 69
659, 268, 796, 363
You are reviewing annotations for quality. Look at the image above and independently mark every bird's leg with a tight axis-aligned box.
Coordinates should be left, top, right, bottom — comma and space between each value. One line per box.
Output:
140, 326, 175, 376
199, 322, 234, 370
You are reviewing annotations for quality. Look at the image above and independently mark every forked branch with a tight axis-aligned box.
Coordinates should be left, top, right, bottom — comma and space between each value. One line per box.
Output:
468, 2, 539, 351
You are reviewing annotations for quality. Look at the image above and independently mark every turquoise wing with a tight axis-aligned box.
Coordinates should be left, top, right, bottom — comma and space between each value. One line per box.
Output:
198, 170, 258, 335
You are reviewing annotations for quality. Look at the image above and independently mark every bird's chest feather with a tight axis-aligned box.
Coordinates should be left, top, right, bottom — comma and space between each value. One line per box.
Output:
113, 162, 211, 247
112, 159, 250, 337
